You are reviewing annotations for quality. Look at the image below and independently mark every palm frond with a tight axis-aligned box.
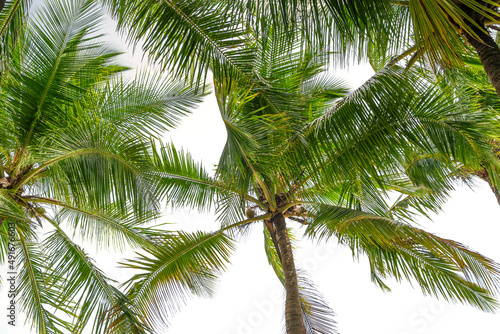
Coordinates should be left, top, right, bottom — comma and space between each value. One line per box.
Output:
42, 220, 151, 334
122, 231, 235, 331
406, 0, 499, 68
0, 189, 29, 222
298, 272, 338, 334
0, 0, 30, 73
51, 202, 162, 251
17, 230, 72, 333
24, 116, 158, 217
304, 65, 494, 193
305, 203, 500, 311
240, 0, 394, 64
91, 72, 208, 137
103, 0, 254, 85
8, 0, 120, 148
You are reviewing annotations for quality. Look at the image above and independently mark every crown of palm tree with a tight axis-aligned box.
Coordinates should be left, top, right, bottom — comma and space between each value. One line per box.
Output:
0, 0, 210, 332
115, 22, 500, 332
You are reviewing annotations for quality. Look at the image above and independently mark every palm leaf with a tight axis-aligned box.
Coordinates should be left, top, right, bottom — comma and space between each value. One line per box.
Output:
43, 220, 151, 333
8, 0, 120, 149
103, 0, 254, 85
91, 72, 207, 137
304, 65, 495, 194
0, 189, 29, 222
122, 231, 235, 330
51, 202, 162, 251
305, 203, 500, 311
0, 0, 30, 73
16, 230, 72, 333
21, 115, 158, 217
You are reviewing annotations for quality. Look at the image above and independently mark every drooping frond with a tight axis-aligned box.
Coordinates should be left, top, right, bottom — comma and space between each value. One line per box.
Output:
264, 224, 285, 283
97, 289, 153, 334
16, 230, 72, 333
240, 0, 394, 65
103, 0, 254, 85
299, 150, 465, 225
305, 203, 500, 311
405, 0, 499, 68
42, 220, 151, 334
298, 272, 338, 334
51, 202, 161, 251
122, 231, 235, 331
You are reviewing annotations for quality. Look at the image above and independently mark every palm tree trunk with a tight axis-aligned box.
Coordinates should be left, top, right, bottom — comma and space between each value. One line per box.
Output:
463, 24, 500, 97
272, 212, 306, 334
474, 168, 500, 205
484, 176, 500, 205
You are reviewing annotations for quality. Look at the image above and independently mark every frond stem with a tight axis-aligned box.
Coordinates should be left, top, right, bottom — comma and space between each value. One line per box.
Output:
12, 148, 141, 192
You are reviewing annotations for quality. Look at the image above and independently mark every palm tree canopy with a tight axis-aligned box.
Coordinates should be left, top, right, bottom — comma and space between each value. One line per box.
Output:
0, 0, 213, 332
5, 0, 500, 332
120, 26, 500, 332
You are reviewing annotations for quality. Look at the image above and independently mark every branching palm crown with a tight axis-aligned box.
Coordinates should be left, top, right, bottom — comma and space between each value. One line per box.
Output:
101, 0, 500, 212
0, 0, 209, 332
232, 0, 500, 207
101, 3, 500, 331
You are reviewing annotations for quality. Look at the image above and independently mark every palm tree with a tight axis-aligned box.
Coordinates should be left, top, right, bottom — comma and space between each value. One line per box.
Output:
0, 0, 207, 332
101, 0, 500, 209
101, 1, 500, 331
120, 29, 500, 332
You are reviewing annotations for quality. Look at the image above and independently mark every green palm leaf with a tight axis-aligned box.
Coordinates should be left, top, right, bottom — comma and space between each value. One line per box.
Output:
122, 231, 235, 330
25, 116, 157, 216
17, 231, 72, 333
91, 72, 208, 137
305, 203, 500, 311
43, 220, 150, 333
0, 0, 30, 73
305, 66, 495, 193
103, 0, 254, 85
0, 189, 29, 222
53, 202, 161, 251
8, 0, 119, 152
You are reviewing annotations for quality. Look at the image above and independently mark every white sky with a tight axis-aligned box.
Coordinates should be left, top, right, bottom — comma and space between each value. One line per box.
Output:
1, 4, 500, 334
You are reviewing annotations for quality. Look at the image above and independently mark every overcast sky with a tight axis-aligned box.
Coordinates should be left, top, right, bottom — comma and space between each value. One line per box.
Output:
1, 3, 500, 333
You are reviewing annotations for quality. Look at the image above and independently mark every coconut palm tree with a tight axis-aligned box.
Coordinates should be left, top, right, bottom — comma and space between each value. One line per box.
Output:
101, 0, 500, 209
0, 0, 209, 332
119, 28, 500, 332
100, 1, 500, 331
